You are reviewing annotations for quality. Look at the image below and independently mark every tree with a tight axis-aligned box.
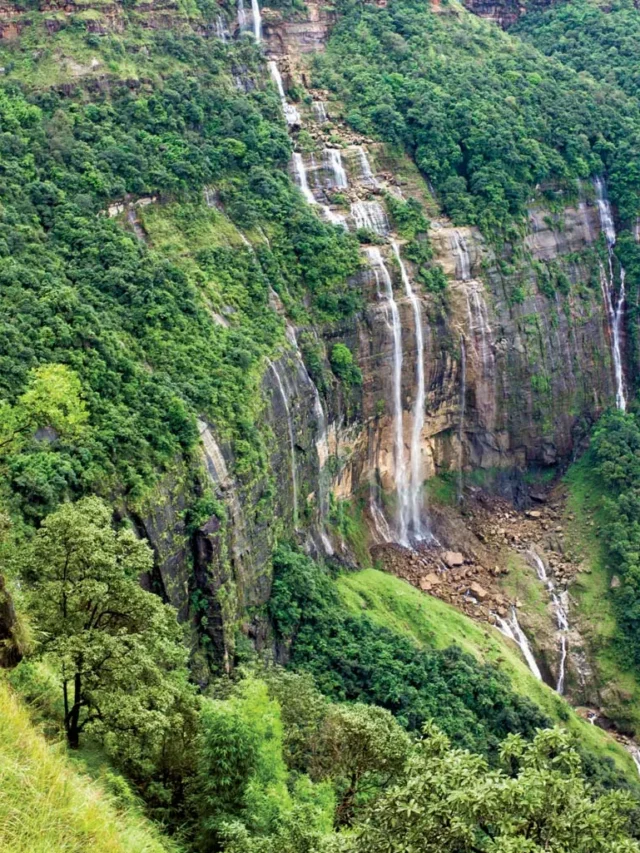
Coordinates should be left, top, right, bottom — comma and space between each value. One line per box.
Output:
345, 725, 640, 852
23, 496, 190, 751
313, 703, 410, 826
0, 364, 88, 459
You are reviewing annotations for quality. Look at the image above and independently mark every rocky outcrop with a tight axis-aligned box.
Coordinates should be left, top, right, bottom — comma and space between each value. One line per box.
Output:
459, 0, 556, 28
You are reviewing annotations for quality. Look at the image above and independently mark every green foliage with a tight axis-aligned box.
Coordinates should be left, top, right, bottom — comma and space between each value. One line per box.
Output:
343, 725, 640, 853
329, 343, 362, 387
268, 545, 549, 758
590, 410, 640, 671
0, 30, 360, 520
15, 494, 198, 800
384, 194, 428, 240
315, 0, 640, 231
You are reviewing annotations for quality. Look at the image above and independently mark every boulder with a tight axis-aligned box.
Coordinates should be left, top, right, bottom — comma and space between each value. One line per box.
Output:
469, 582, 488, 600
610, 575, 621, 590
443, 551, 464, 568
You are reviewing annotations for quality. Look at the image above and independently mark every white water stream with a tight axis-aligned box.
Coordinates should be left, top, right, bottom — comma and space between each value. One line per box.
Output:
367, 247, 410, 546
267, 359, 299, 528
495, 608, 543, 681
392, 240, 428, 541
594, 177, 626, 411
268, 61, 301, 126
527, 549, 570, 694
458, 335, 466, 505
292, 152, 316, 205
251, 0, 261, 41
325, 149, 348, 189
357, 147, 378, 187
351, 201, 389, 235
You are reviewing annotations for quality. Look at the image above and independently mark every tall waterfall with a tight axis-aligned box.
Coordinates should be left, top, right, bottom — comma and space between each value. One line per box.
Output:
392, 240, 428, 541
594, 177, 626, 411
357, 147, 378, 187
268, 61, 301, 126
451, 231, 471, 281
457, 336, 466, 505
495, 608, 543, 681
527, 549, 570, 694
237, 0, 247, 32
251, 0, 261, 42
325, 149, 348, 189
292, 153, 316, 206
351, 201, 389, 235
367, 247, 410, 546
215, 15, 229, 41
267, 359, 299, 528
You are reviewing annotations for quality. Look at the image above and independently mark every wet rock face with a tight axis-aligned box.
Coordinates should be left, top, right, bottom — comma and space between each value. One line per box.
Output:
460, 0, 556, 28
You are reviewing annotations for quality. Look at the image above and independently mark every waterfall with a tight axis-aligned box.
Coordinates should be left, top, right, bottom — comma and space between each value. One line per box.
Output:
322, 206, 347, 229
268, 61, 301, 126
325, 149, 348, 189
367, 247, 410, 546
292, 153, 316, 206
495, 608, 543, 681
284, 325, 334, 554
357, 147, 378, 187
527, 548, 571, 694
351, 201, 389, 235
251, 0, 261, 42
313, 101, 328, 123
451, 231, 471, 281
392, 240, 428, 541
457, 336, 466, 505
267, 359, 299, 528
466, 281, 494, 377
594, 177, 626, 411
237, 0, 247, 31
215, 15, 229, 41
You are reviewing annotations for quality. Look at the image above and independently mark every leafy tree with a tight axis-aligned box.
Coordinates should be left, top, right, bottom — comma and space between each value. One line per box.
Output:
0, 364, 88, 459
345, 725, 640, 852
329, 344, 362, 387
312, 703, 410, 826
21, 496, 191, 752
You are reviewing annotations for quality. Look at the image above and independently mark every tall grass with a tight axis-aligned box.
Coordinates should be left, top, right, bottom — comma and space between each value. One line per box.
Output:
0, 681, 178, 853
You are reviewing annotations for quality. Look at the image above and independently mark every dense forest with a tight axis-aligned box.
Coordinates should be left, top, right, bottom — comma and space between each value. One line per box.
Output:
1, 0, 640, 849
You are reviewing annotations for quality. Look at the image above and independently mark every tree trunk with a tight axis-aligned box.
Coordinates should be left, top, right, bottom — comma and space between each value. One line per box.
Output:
66, 671, 82, 749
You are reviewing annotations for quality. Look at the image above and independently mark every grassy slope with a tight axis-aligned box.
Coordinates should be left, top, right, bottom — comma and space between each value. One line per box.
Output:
0, 680, 177, 853
337, 568, 637, 779
564, 452, 640, 732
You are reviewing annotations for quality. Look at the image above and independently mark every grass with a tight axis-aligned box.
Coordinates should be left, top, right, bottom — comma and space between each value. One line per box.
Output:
0, 679, 178, 853
336, 567, 639, 780
564, 452, 640, 732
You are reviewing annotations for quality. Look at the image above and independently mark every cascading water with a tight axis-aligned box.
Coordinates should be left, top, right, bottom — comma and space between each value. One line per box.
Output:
313, 101, 328, 123
367, 247, 410, 546
527, 549, 571, 693
594, 177, 626, 411
251, 0, 261, 42
325, 149, 348, 189
267, 359, 299, 528
215, 15, 229, 41
451, 231, 471, 281
322, 207, 347, 229
237, 0, 247, 31
495, 608, 543, 681
351, 201, 389, 235
268, 61, 301, 126
392, 240, 428, 541
457, 336, 466, 505
357, 147, 378, 187
292, 153, 316, 206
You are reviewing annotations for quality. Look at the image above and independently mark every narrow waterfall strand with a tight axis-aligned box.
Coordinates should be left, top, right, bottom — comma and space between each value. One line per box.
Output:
367, 247, 410, 546
292, 153, 317, 206
392, 240, 427, 540
594, 177, 626, 410
495, 608, 543, 680
267, 359, 298, 528
251, 0, 261, 42
268, 61, 301, 126
325, 149, 348, 189
457, 336, 466, 505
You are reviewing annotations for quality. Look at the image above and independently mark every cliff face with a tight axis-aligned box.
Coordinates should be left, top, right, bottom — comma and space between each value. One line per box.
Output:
123, 0, 629, 674
457, 0, 556, 28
